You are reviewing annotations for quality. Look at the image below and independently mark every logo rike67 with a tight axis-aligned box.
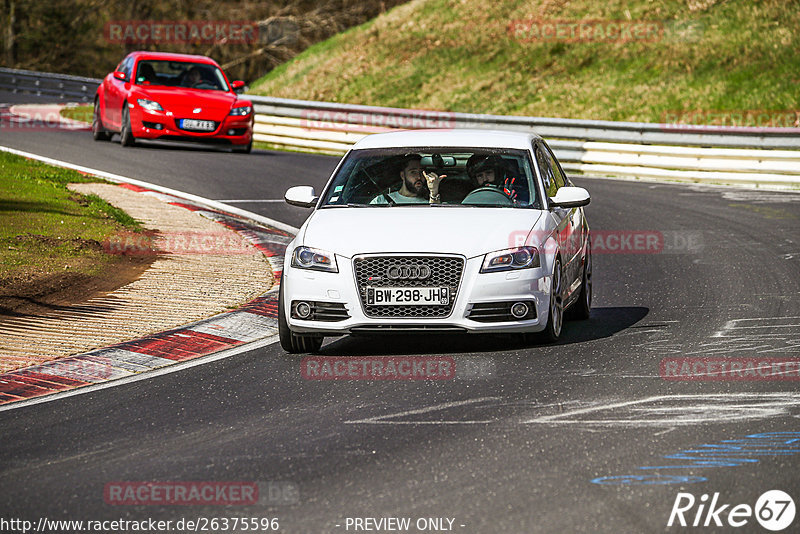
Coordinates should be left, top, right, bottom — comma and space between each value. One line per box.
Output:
668, 490, 795, 530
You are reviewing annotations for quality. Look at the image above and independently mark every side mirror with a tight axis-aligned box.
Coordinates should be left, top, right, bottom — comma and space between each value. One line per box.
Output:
285, 186, 318, 208
113, 71, 127, 81
550, 186, 590, 209
231, 80, 246, 94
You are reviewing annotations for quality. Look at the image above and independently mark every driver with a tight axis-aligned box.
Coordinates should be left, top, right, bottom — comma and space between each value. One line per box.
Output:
466, 154, 518, 201
182, 66, 203, 87
371, 155, 445, 204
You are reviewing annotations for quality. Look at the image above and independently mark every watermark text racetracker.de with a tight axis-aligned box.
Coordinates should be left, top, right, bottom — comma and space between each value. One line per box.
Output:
0, 517, 280, 533
508, 229, 703, 254
302, 357, 456, 380
300, 108, 456, 133
104, 20, 259, 45
662, 358, 800, 381
508, 19, 665, 43
0, 107, 88, 132
104, 231, 252, 256
507, 19, 704, 43
104, 481, 298, 506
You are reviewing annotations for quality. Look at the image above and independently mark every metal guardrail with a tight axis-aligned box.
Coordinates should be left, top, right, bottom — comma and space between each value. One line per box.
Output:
3, 67, 799, 187
0, 67, 100, 102
250, 95, 800, 150
249, 96, 800, 187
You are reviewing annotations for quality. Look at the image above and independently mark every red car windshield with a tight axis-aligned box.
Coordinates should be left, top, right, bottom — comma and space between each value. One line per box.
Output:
134, 60, 230, 92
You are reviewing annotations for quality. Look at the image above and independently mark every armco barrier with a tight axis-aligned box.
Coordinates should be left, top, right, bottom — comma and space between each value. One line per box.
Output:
249, 97, 800, 187
3, 67, 799, 186
0, 67, 100, 102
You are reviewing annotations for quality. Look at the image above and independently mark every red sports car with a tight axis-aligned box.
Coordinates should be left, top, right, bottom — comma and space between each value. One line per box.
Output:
93, 51, 254, 153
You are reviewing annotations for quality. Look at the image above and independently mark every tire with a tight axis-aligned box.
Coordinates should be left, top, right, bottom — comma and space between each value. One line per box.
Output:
567, 245, 592, 320
92, 99, 111, 141
538, 257, 564, 343
232, 140, 252, 154
119, 105, 135, 147
278, 282, 323, 353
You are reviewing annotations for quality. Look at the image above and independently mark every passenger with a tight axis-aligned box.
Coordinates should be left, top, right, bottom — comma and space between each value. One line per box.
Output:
371, 155, 445, 204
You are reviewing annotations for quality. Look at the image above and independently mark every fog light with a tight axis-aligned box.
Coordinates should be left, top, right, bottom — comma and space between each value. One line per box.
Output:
510, 302, 529, 319
295, 301, 312, 319
227, 129, 236, 135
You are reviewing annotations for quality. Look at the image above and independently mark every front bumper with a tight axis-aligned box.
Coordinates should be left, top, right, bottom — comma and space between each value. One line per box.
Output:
130, 107, 252, 145
282, 253, 553, 335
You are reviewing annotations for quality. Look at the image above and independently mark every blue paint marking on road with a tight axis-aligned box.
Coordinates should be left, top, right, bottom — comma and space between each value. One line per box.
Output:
591, 475, 708, 487
592, 431, 800, 485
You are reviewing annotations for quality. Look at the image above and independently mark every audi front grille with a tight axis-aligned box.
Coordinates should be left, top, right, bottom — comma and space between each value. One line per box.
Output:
353, 255, 465, 318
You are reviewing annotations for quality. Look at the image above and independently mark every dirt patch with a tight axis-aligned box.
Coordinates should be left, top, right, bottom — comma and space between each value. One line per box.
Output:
0, 253, 155, 318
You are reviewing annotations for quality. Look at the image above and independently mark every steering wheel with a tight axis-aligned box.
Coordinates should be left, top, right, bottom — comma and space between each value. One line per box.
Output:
461, 186, 514, 206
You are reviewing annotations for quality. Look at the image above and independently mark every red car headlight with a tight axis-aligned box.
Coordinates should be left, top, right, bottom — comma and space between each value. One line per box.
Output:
229, 105, 252, 116
136, 99, 163, 112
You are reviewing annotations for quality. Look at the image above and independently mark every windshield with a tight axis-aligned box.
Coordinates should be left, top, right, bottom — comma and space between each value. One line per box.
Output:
134, 60, 230, 91
320, 147, 540, 208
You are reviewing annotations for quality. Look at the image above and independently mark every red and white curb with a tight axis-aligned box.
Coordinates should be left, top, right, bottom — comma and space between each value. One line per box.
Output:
0, 147, 294, 407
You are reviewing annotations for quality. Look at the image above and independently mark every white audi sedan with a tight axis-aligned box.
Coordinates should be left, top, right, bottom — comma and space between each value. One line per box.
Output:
279, 130, 591, 353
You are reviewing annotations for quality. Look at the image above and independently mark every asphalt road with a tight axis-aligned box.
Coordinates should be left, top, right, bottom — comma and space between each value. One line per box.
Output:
1, 96, 800, 533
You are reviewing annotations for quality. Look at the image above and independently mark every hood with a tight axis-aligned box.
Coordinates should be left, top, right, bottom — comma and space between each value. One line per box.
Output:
136, 87, 237, 119
300, 207, 543, 259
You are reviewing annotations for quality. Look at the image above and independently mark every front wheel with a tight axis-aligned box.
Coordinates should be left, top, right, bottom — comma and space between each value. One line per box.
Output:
119, 105, 135, 147
538, 257, 564, 343
232, 140, 252, 154
278, 282, 323, 353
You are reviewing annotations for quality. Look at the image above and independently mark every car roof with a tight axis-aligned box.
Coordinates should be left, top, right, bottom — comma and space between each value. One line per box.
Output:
128, 51, 219, 65
351, 129, 541, 150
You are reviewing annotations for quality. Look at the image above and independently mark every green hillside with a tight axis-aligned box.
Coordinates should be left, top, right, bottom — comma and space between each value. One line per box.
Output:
251, 0, 799, 123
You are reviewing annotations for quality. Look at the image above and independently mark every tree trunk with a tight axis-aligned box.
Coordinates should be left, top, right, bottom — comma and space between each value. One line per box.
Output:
2, 0, 14, 66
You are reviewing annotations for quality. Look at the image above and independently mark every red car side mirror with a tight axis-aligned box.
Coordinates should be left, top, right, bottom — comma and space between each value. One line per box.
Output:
113, 71, 127, 81
231, 80, 245, 93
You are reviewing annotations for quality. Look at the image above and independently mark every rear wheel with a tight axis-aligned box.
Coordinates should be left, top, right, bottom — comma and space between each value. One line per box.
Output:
92, 99, 111, 141
119, 105, 135, 147
278, 282, 323, 353
538, 257, 563, 343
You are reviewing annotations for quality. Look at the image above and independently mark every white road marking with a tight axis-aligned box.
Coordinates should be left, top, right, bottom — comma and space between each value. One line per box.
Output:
524, 393, 800, 426
344, 397, 502, 425
713, 316, 800, 337
345, 394, 800, 427
214, 199, 285, 203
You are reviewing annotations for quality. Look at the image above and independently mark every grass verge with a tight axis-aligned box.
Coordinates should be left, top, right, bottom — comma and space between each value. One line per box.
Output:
60, 104, 93, 124
250, 0, 799, 123
0, 150, 144, 306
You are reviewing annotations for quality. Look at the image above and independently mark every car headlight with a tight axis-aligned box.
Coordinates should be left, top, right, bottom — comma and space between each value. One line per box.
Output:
136, 99, 163, 112
291, 246, 338, 273
480, 246, 540, 273
229, 105, 252, 116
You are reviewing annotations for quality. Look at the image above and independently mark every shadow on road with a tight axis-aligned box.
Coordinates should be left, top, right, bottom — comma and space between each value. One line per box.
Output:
316, 306, 649, 356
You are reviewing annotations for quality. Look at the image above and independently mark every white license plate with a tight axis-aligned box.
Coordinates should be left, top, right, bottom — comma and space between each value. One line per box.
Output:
366, 287, 449, 306
181, 119, 215, 131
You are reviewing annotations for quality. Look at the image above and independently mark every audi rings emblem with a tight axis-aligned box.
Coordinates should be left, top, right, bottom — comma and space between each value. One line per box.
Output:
386, 264, 432, 280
